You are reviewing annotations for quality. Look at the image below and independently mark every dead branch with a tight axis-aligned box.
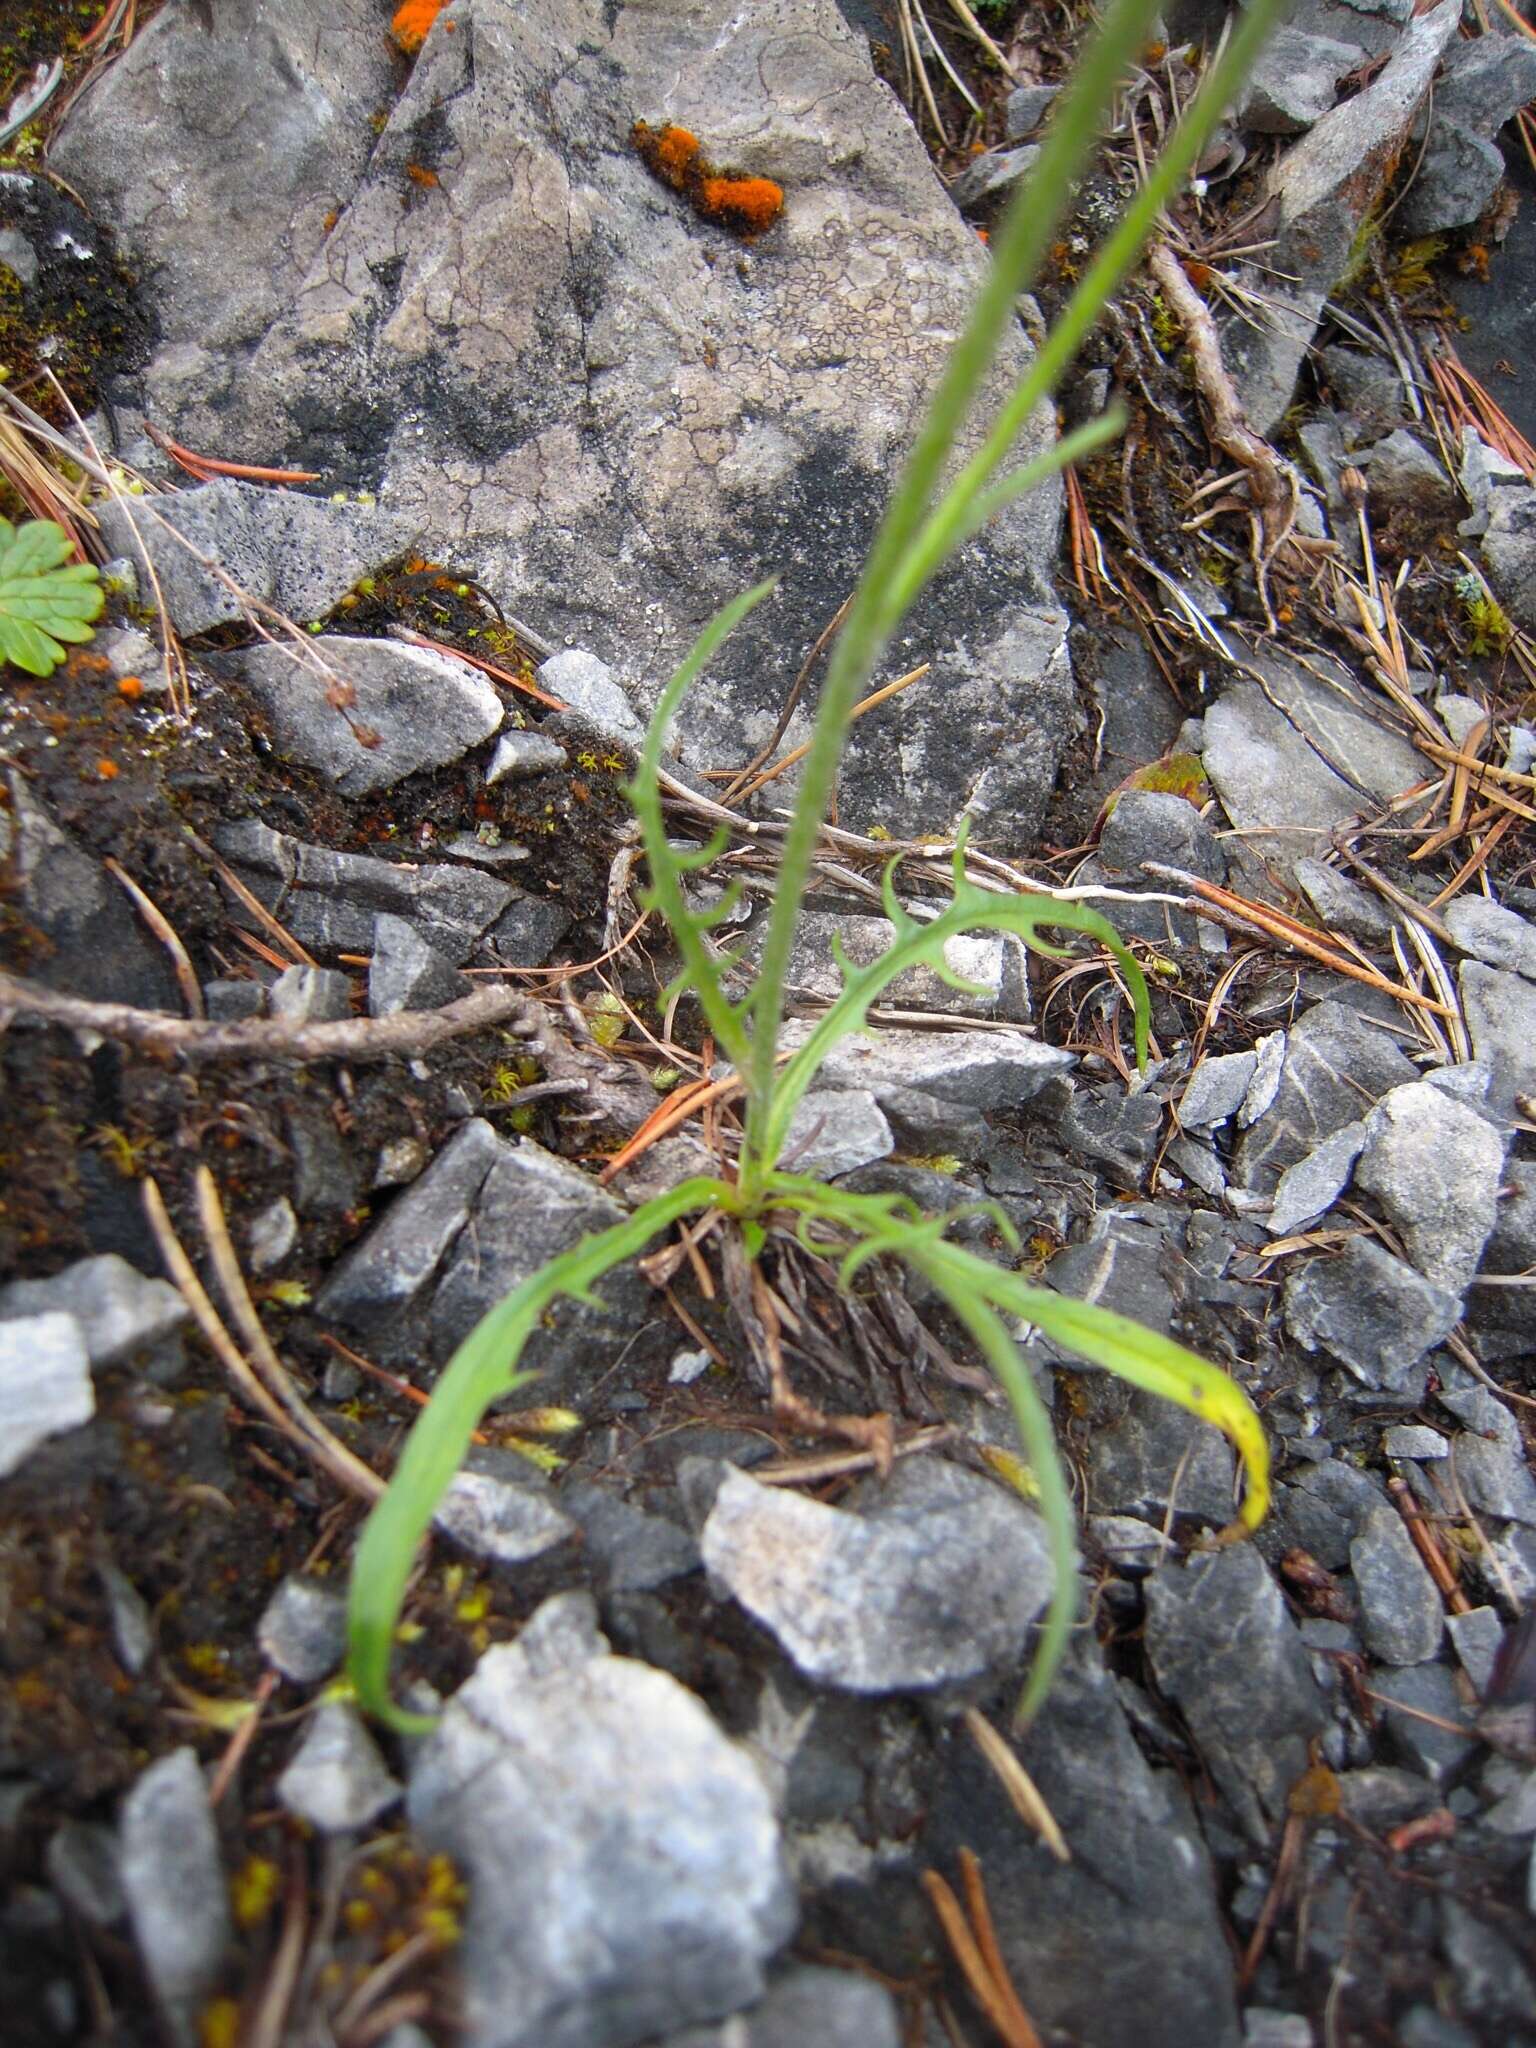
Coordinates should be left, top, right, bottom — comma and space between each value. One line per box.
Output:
0, 970, 536, 1063
1146, 241, 1300, 560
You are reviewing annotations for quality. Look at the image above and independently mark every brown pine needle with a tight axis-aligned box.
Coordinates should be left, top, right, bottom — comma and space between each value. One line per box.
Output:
922, 1849, 1043, 2048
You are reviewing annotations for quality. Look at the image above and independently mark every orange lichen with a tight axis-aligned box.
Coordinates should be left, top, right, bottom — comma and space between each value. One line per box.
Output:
391, 0, 446, 56
405, 162, 441, 189
697, 175, 784, 238
631, 119, 784, 240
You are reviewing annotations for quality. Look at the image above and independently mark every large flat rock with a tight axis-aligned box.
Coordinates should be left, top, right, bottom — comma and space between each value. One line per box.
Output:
58, 0, 1073, 844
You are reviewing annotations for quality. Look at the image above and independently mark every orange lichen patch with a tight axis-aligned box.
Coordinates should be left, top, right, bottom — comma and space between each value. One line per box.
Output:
391, 0, 446, 56
406, 162, 441, 189
697, 175, 784, 237
94, 758, 119, 780
631, 119, 783, 241
117, 675, 143, 699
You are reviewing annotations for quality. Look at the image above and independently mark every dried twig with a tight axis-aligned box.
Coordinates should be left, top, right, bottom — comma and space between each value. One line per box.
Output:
0, 970, 534, 1063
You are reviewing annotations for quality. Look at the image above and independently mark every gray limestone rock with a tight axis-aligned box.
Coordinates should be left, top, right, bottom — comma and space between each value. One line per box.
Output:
0, 771, 176, 1010
1231, 643, 1423, 813
947, 144, 1041, 210
215, 635, 503, 796
1180, 1049, 1259, 1131
701, 1458, 1053, 1692
1270, 1459, 1385, 1572
276, 1702, 402, 1833
408, 1594, 795, 2048
1284, 1237, 1460, 1390
0, 1314, 94, 1479
779, 1089, 893, 1178
368, 914, 470, 1017
737, 910, 1020, 1021
434, 1452, 579, 1566
1202, 687, 1373, 877
924, 1633, 1243, 2048
97, 481, 419, 639
1233, 1000, 1416, 1196
1399, 28, 1536, 235
119, 1750, 231, 2048
257, 1575, 349, 1685
50, 0, 392, 363
1481, 481, 1536, 633
661, 1964, 899, 2048
1447, 1605, 1506, 1697
1354, 1081, 1506, 1289
561, 1482, 701, 1594
1293, 857, 1399, 944
249, 1197, 298, 1272
1238, 24, 1366, 134
1318, 347, 1411, 438
1459, 961, 1536, 1114
1266, 1119, 1367, 1237
774, 1022, 1072, 1120
1350, 1502, 1445, 1665
537, 650, 645, 745
1360, 429, 1458, 521
485, 729, 569, 783
1383, 1425, 1449, 1461
1224, 0, 1461, 431
1004, 84, 1059, 138
99, 1562, 154, 1678
1373, 1662, 1478, 1782
1092, 790, 1227, 942
214, 818, 513, 963
1437, 1386, 1536, 1528
0, 1253, 186, 1371
1144, 1544, 1328, 1843
425, 1139, 647, 1397
71, 0, 1075, 846
1444, 895, 1536, 981
315, 1118, 504, 1331
267, 964, 352, 1024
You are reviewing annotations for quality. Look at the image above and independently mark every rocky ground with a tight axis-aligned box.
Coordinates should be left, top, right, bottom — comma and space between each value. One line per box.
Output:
4, 0, 1536, 2043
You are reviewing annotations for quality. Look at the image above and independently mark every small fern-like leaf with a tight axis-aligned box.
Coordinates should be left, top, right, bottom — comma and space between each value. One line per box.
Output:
0, 518, 103, 677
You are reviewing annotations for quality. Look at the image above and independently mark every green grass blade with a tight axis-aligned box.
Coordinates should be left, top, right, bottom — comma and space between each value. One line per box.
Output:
628, 580, 778, 1071
347, 1175, 734, 1730
754, 881, 1149, 1177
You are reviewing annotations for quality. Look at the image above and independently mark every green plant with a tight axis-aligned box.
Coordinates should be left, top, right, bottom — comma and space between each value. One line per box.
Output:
0, 515, 102, 674
346, 0, 1283, 1734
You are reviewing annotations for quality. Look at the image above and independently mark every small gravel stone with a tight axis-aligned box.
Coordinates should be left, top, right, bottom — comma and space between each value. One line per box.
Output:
663, 1964, 901, 2048
247, 1197, 298, 1272
1241, 2012, 1314, 2048
1354, 1080, 1506, 1290
408, 1593, 794, 2048
0, 1313, 94, 1476
778, 1089, 893, 1178
948, 143, 1040, 209
1293, 859, 1397, 944
538, 649, 645, 743
257, 1576, 349, 1684
276, 1702, 402, 1832
1266, 1120, 1367, 1237
0, 1253, 187, 1370
702, 1458, 1053, 1693
1284, 1237, 1460, 1391
1373, 1663, 1478, 1781
1180, 1050, 1258, 1130
1444, 896, 1536, 981
119, 1749, 231, 2048
1459, 962, 1536, 1114
1436, 1386, 1536, 1526
1447, 1606, 1505, 1696
485, 729, 569, 783
367, 912, 469, 1017
1143, 1544, 1327, 1842
268, 964, 353, 1023
434, 1454, 578, 1566
1004, 82, 1058, 137
373, 1137, 429, 1188
1382, 1425, 1448, 1461
1350, 1504, 1445, 1666
1238, 1032, 1288, 1127
561, 1482, 700, 1593
98, 1561, 154, 1677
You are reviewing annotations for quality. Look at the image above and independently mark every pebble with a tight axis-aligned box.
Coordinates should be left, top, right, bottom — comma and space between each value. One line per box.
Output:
0, 1253, 187, 1370
276, 1701, 402, 1832
1349, 1503, 1445, 1666
268, 963, 353, 1023
701, 1458, 1053, 1693
1354, 1080, 1506, 1290
1284, 1237, 1460, 1391
257, 1575, 349, 1684
368, 912, 469, 1017
407, 1593, 794, 2048
0, 1313, 94, 1477
119, 1749, 231, 2048
434, 1457, 578, 1567
778, 1088, 893, 1178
